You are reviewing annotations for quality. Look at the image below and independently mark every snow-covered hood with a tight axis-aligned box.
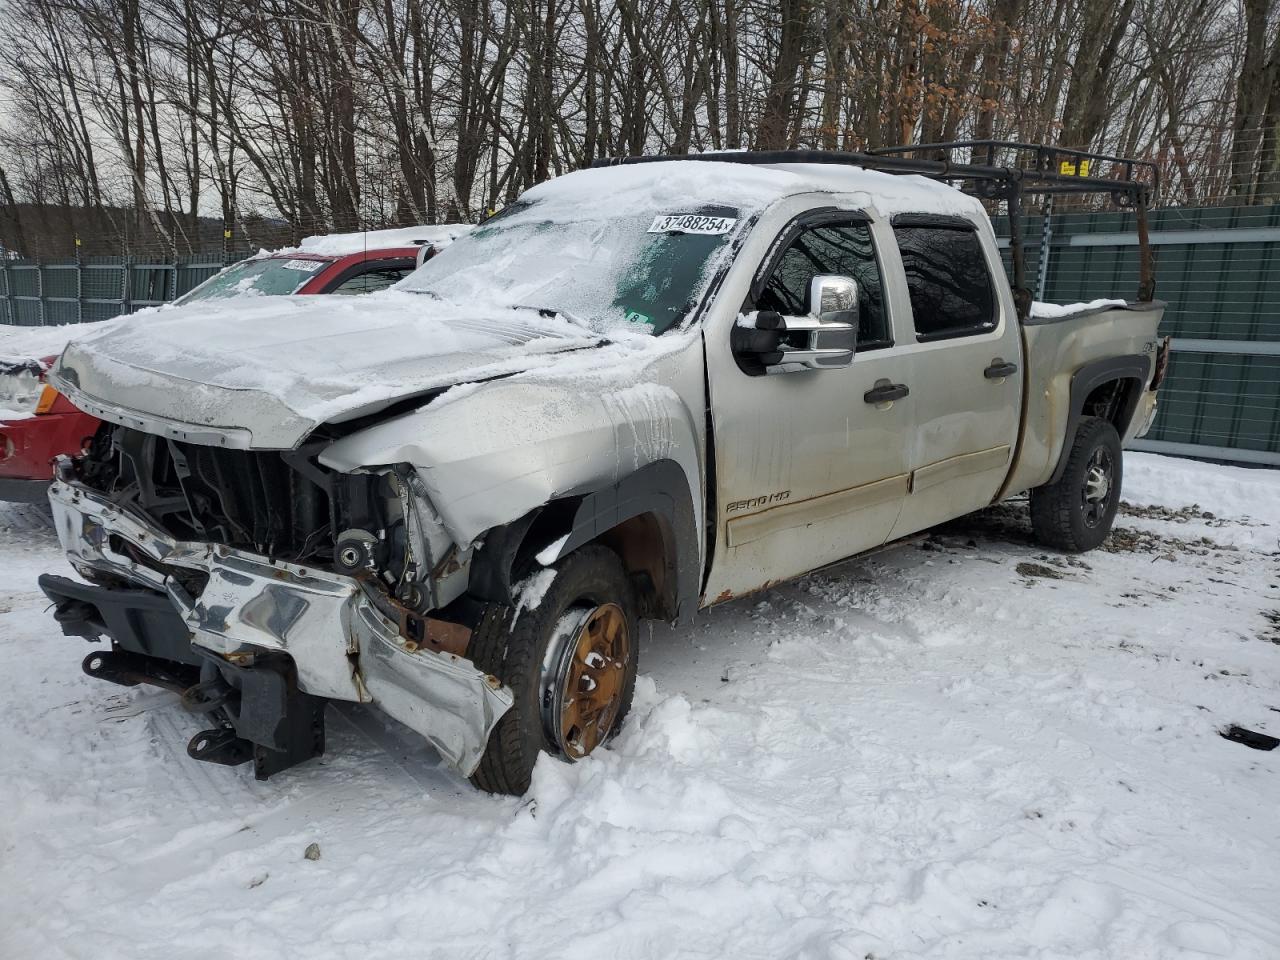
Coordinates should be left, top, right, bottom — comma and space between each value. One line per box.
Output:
49, 291, 602, 449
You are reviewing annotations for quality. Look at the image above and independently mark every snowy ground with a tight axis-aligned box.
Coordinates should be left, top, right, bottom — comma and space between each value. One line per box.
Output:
1, 452, 1277, 960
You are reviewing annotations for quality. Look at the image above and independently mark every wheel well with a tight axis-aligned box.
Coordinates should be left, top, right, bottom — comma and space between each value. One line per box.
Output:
516, 505, 678, 621
1082, 377, 1142, 435
594, 513, 676, 620
468, 460, 699, 623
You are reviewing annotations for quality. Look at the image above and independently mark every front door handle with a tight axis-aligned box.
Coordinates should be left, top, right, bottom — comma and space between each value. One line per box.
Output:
863, 382, 909, 404
984, 359, 1019, 379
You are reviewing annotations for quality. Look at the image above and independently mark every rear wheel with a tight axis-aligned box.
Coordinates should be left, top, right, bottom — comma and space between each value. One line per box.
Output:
1030, 415, 1122, 552
468, 545, 638, 795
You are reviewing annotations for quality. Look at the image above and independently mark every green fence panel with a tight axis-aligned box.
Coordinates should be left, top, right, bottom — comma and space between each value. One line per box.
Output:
995, 204, 1280, 462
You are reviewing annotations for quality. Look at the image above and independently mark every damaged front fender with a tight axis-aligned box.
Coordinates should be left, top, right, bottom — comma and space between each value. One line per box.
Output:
316, 341, 708, 597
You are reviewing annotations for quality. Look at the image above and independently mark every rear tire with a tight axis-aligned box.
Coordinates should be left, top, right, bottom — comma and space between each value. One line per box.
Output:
1030, 416, 1122, 553
468, 545, 638, 796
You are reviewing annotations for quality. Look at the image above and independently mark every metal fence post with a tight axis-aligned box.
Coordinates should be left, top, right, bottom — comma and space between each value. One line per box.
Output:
1036, 195, 1054, 302
121, 258, 131, 317
75, 238, 83, 324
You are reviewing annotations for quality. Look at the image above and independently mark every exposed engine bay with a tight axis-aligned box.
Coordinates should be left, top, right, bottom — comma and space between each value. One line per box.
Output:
43, 423, 510, 780
77, 424, 476, 639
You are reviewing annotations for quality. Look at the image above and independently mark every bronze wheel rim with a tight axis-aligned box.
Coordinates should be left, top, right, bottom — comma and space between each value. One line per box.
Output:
546, 602, 630, 760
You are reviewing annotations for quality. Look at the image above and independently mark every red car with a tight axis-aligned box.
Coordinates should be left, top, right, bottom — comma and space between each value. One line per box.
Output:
0, 227, 466, 502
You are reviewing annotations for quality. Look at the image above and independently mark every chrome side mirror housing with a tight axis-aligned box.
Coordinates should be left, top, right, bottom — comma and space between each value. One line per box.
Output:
731, 275, 860, 375
808, 274, 859, 324
766, 275, 860, 374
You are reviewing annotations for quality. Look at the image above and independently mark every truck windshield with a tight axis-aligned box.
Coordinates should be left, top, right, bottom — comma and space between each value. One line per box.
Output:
177, 257, 330, 304
398, 202, 743, 335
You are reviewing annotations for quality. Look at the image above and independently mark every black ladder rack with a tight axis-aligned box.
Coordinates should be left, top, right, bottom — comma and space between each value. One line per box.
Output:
591, 140, 1159, 317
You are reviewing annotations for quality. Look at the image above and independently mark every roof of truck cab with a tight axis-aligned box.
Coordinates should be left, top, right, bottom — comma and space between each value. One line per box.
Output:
522, 159, 987, 221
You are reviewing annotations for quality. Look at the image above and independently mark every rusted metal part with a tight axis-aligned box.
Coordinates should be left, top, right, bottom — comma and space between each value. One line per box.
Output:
1151, 336, 1172, 391
553, 603, 630, 759
1135, 200, 1156, 303
596, 512, 672, 619
424, 617, 472, 656
430, 546, 464, 580
712, 579, 780, 605
371, 580, 474, 657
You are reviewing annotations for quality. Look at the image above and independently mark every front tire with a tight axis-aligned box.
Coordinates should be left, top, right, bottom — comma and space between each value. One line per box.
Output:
468, 545, 638, 795
1030, 416, 1123, 552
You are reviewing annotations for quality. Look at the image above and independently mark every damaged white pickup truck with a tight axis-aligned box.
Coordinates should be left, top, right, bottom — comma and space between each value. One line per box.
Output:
40, 142, 1170, 794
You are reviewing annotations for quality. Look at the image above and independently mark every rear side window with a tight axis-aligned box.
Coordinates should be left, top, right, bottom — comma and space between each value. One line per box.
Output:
329, 266, 413, 296
757, 222, 891, 350
893, 225, 996, 341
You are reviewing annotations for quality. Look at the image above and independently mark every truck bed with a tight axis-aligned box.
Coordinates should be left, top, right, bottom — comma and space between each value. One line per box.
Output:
1005, 300, 1166, 496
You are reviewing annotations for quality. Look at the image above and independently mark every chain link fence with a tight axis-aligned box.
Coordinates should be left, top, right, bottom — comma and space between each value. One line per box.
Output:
0, 256, 238, 324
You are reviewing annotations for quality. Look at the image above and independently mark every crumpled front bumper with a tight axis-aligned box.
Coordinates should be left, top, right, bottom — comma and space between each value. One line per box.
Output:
48, 478, 513, 776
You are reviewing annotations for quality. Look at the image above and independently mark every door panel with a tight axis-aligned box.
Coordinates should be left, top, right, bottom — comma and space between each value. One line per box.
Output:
726, 473, 910, 547
702, 215, 913, 603
910, 444, 1012, 494
886, 223, 1023, 540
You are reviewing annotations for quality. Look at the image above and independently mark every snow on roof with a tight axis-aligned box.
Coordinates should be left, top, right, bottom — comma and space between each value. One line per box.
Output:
520, 159, 987, 220
287, 224, 473, 257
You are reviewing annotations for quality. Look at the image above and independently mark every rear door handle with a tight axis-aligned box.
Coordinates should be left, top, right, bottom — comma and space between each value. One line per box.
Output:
984, 359, 1019, 379
863, 382, 909, 404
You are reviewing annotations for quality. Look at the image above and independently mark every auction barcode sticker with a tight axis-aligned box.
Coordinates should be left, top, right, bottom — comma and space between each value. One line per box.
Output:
647, 214, 738, 235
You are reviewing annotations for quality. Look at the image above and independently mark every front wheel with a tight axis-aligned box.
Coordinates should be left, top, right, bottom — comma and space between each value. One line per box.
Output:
1030, 416, 1123, 553
467, 545, 638, 795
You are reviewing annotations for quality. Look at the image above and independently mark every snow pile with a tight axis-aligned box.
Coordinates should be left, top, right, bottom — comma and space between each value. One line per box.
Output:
1030, 298, 1128, 319
519, 159, 985, 220
3, 451, 1279, 958
0, 319, 122, 365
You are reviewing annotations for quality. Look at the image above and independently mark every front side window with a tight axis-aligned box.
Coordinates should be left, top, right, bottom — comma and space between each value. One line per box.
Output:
398, 202, 744, 336
176, 257, 330, 304
893, 225, 997, 341
757, 221, 891, 349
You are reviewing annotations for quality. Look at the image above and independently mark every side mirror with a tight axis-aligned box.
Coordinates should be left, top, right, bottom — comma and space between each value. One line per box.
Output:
732, 275, 859, 375
415, 243, 437, 268
808, 274, 859, 325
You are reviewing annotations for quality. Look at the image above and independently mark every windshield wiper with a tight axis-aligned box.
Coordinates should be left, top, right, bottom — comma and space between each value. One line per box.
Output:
516, 305, 594, 331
